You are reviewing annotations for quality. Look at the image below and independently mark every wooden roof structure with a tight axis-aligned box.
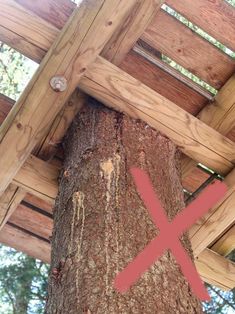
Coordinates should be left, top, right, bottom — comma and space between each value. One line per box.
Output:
0, 0, 235, 291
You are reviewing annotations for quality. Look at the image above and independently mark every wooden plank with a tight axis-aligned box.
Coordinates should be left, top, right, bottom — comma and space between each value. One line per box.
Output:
195, 249, 235, 291
141, 10, 235, 89
79, 56, 235, 174
198, 74, 235, 136
212, 224, 235, 256
182, 167, 210, 193
190, 189, 235, 257
165, 0, 235, 52
120, 50, 207, 115
0, 0, 136, 197
24, 193, 53, 214
0, 94, 14, 124
34, 89, 86, 160
181, 74, 235, 188
15, 0, 75, 30
0, 184, 25, 230
9, 204, 53, 240
0, 223, 50, 263
101, 0, 163, 66
12, 155, 60, 204
0, 0, 58, 55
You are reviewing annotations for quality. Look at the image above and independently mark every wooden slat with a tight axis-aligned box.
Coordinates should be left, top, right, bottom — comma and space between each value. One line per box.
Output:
120, 50, 207, 115
0, 223, 50, 263
190, 188, 235, 257
182, 75, 235, 189
0, 184, 25, 230
182, 167, 210, 193
15, 0, 75, 30
212, 224, 235, 256
141, 10, 235, 89
165, 0, 235, 52
0, 0, 58, 58
79, 56, 235, 174
24, 193, 53, 214
0, 0, 136, 197
198, 74, 235, 137
195, 248, 235, 291
12, 155, 60, 204
9, 204, 53, 240
34, 89, 86, 160
0, 94, 14, 124
101, 0, 163, 66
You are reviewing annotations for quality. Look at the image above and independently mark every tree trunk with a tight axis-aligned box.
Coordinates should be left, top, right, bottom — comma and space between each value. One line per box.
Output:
45, 99, 203, 313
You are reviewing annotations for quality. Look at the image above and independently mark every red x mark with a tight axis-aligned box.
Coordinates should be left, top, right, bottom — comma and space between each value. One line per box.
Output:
114, 168, 227, 301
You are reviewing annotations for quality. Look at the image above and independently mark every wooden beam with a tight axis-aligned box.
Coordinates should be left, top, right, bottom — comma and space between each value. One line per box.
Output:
13, 155, 60, 204
0, 223, 50, 263
0, 0, 58, 61
0, 94, 14, 124
79, 56, 235, 174
101, 0, 163, 66
120, 50, 207, 115
182, 73, 235, 180
0, 0, 136, 197
1, 224, 232, 290
212, 224, 235, 257
9, 203, 53, 240
0, 184, 25, 231
0, 0, 175, 163
141, 9, 235, 89
190, 189, 235, 257
195, 248, 235, 291
165, 0, 235, 52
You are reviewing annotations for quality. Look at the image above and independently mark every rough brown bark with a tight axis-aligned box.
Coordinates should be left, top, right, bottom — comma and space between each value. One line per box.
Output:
45, 99, 203, 313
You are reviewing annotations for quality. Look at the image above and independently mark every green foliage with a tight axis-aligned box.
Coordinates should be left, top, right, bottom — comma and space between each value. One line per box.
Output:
0, 245, 49, 314
0, 42, 37, 100
226, 0, 235, 7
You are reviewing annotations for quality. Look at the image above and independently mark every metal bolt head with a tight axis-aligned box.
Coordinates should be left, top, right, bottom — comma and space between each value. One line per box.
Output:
50, 76, 67, 92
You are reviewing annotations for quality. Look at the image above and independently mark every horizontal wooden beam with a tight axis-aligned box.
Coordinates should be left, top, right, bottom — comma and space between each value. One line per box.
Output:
165, 0, 235, 52
9, 203, 53, 240
212, 224, 235, 256
80, 56, 235, 174
190, 189, 235, 257
0, 184, 25, 230
0, 223, 51, 264
1, 222, 232, 290
195, 248, 235, 291
0, 0, 136, 197
13, 155, 60, 204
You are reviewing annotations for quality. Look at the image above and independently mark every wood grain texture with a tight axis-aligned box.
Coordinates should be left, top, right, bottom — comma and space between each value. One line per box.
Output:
165, 0, 235, 52
190, 190, 235, 257
212, 224, 235, 256
9, 203, 53, 240
0, 94, 14, 124
13, 155, 60, 204
120, 51, 207, 115
0, 223, 50, 263
141, 10, 235, 89
34, 89, 86, 160
24, 193, 53, 214
0, 0, 58, 54
102, 0, 163, 66
195, 248, 235, 291
0, 0, 136, 197
0, 184, 25, 230
80, 56, 235, 174
15, 0, 75, 30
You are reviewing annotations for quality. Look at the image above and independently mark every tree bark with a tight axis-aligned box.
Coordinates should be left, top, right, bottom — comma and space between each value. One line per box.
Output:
45, 99, 203, 313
